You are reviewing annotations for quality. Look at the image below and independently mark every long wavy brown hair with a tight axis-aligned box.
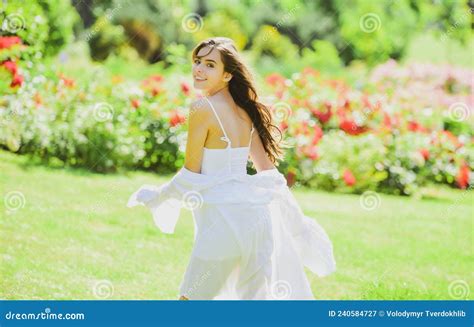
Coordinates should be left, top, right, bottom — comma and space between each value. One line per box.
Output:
192, 37, 285, 165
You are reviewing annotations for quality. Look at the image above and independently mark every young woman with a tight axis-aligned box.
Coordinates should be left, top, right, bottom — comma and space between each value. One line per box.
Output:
184, 37, 282, 176
128, 37, 336, 300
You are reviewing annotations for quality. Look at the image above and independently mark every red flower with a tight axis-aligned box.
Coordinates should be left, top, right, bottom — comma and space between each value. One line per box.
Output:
180, 81, 190, 96
343, 168, 356, 186
0, 36, 22, 50
311, 101, 332, 124
407, 120, 428, 133
1, 60, 18, 75
2, 60, 23, 88
169, 110, 186, 127
419, 148, 430, 161
279, 121, 288, 132
312, 125, 323, 145
456, 162, 470, 189
131, 99, 140, 109
10, 74, 23, 88
339, 120, 368, 135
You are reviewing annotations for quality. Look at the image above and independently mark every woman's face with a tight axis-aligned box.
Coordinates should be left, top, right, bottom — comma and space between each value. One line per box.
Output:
192, 46, 230, 93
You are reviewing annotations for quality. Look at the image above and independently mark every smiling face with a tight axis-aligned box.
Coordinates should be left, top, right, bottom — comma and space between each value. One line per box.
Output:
192, 46, 231, 93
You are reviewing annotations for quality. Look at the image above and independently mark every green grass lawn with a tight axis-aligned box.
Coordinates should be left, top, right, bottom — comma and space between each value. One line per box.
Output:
0, 149, 472, 300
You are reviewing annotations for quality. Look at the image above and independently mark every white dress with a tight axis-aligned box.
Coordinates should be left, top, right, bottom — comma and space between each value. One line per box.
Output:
127, 97, 336, 300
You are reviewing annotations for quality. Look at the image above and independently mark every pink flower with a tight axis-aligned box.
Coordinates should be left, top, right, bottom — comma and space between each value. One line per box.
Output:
302, 67, 319, 77
295, 121, 311, 136
302, 146, 318, 160
180, 81, 190, 96
279, 121, 288, 132
383, 112, 392, 128
266, 73, 286, 87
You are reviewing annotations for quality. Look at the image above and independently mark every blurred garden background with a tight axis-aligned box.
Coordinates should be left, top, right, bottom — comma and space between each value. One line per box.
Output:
0, 0, 472, 300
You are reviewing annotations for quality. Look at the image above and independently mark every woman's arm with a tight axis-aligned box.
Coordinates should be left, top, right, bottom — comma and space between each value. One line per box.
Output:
249, 129, 276, 172
184, 101, 211, 173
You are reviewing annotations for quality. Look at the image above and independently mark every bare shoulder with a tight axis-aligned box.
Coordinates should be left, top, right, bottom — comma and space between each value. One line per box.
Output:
207, 95, 251, 122
189, 98, 212, 121
206, 95, 228, 110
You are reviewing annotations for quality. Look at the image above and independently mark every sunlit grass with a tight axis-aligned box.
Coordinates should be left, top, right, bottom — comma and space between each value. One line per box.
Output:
0, 150, 472, 300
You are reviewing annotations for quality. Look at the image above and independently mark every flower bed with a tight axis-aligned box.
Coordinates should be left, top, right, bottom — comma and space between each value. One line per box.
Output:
0, 37, 472, 194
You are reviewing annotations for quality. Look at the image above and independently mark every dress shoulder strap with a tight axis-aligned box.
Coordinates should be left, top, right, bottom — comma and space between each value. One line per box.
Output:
203, 96, 231, 145
248, 125, 255, 147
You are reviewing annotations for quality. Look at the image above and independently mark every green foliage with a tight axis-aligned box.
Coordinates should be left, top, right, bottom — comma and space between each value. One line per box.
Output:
337, 0, 418, 65
78, 0, 472, 67
252, 25, 299, 61
301, 40, 343, 72
0, 0, 77, 59
306, 131, 388, 193
0, 1, 47, 58
37, 0, 79, 57
1, 149, 472, 300
87, 16, 127, 61
378, 133, 431, 196
0, 68, 188, 173
193, 12, 248, 50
